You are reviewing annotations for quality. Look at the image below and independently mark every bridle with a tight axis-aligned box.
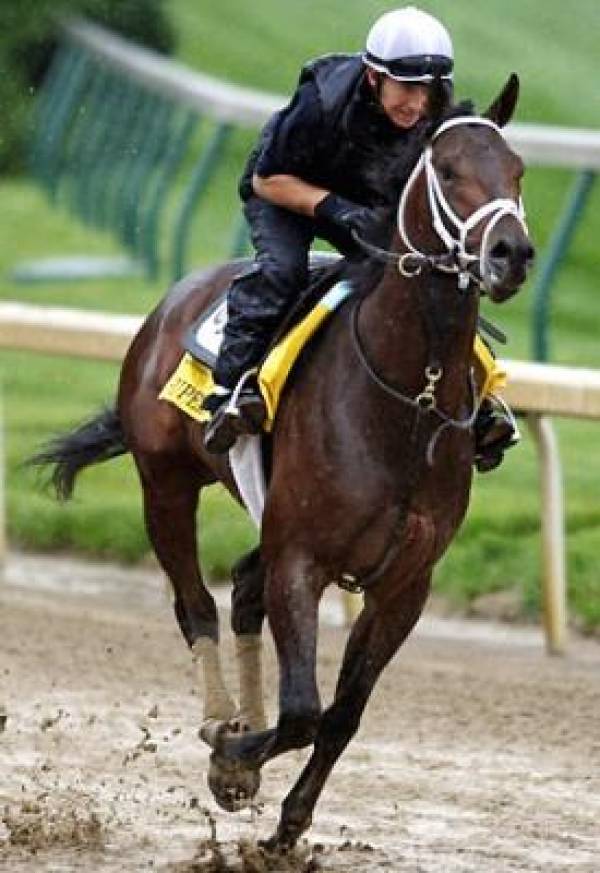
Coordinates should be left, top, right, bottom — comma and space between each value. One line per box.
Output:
354, 116, 528, 294
398, 116, 528, 291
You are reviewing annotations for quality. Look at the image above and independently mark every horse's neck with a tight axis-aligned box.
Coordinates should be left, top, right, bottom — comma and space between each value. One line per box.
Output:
357, 260, 478, 413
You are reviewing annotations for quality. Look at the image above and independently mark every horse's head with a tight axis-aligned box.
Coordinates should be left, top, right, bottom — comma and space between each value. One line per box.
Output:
399, 75, 535, 302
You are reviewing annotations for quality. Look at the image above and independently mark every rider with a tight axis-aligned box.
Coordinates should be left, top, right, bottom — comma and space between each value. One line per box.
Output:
203, 6, 517, 471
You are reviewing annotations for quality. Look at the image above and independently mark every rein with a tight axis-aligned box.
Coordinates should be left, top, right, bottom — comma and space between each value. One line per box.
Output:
349, 298, 479, 467
344, 296, 479, 593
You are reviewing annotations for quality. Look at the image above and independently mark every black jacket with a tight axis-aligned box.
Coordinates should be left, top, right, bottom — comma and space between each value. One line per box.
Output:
239, 54, 426, 207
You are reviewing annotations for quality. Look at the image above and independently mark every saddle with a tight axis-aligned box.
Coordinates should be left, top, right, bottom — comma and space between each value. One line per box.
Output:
183, 255, 345, 369
161, 256, 353, 431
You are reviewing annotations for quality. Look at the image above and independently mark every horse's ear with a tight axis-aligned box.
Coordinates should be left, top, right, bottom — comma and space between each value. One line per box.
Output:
484, 73, 520, 127
427, 76, 449, 128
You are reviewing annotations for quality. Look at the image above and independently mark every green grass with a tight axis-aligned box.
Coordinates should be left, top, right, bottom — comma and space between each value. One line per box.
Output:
2, 0, 600, 628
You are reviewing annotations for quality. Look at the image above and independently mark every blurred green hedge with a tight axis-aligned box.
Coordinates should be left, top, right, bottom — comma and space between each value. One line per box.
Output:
0, 0, 176, 175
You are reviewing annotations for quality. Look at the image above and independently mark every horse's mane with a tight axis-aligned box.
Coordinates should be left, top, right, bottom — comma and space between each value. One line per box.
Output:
365, 98, 478, 232
381, 99, 477, 198
427, 99, 476, 137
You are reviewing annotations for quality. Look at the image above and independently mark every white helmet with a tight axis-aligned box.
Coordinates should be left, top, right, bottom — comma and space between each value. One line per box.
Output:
363, 6, 453, 82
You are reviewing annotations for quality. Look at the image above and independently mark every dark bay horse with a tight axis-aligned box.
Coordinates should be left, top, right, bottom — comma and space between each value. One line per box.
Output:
34, 76, 534, 850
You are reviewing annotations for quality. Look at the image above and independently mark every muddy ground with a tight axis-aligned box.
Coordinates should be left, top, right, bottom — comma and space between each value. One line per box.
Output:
1, 552, 599, 872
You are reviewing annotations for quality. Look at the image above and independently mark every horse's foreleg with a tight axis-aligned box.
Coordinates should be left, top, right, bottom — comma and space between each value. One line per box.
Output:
139, 459, 236, 723
266, 573, 431, 850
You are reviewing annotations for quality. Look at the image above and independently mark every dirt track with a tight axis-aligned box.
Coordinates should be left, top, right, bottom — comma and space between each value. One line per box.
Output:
1, 552, 599, 872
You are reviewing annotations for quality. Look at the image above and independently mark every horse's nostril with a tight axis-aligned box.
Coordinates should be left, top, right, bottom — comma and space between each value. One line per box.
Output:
489, 240, 510, 260
489, 240, 535, 265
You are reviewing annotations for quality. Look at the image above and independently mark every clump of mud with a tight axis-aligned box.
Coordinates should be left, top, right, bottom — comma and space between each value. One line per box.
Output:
237, 838, 323, 872
164, 808, 324, 872
165, 839, 323, 872
1, 796, 103, 855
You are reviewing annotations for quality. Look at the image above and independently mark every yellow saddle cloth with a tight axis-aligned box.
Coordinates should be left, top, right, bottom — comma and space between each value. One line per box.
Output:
159, 281, 506, 431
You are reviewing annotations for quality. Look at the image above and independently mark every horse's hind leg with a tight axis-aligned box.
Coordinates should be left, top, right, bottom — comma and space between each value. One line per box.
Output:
265, 572, 431, 850
196, 546, 267, 743
231, 547, 267, 731
137, 453, 236, 723
202, 547, 268, 812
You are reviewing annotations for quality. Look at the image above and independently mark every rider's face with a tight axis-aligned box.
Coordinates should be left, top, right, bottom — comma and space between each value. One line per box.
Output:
367, 71, 429, 129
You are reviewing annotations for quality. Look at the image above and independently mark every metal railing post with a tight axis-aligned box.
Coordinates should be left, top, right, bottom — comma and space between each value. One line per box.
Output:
0, 389, 6, 573
526, 413, 567, 654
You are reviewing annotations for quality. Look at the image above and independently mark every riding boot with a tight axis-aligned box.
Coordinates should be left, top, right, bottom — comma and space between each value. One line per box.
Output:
203, 376, 266, 455
474, 395, 520, 472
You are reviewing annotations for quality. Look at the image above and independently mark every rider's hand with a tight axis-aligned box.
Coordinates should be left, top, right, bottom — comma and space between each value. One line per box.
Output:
314, 193, 378, 244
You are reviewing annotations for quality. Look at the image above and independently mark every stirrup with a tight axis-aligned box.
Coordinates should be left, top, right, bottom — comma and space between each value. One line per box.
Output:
474, 394, 520, 473
203, 372, 266, 454
203, 403, 244, 454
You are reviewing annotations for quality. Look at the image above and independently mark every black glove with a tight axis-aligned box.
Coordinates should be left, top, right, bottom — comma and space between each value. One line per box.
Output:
314, 193, 378, 246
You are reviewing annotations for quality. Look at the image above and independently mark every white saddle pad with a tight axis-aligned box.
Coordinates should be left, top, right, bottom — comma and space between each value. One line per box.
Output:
229, 435, 266, 528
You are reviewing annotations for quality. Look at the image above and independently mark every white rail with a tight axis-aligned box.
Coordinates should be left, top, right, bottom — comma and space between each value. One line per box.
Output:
65, 18, 600, 169
2, 302, 600, 653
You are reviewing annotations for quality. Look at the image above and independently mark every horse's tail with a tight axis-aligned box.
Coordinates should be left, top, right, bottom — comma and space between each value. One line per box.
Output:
29, 407, 128, 501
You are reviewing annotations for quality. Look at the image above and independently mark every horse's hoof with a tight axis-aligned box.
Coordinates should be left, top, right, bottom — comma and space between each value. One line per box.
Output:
258, 834, 287, 854
259, 833, 296, 854
259, 813, 312, 852
207, 750, 261, 812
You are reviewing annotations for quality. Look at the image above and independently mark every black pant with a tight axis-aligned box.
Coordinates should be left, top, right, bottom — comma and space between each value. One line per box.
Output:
213, 196, 347, 389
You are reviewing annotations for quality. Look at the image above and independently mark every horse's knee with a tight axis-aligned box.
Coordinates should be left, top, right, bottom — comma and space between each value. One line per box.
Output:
175, 596, 218, 645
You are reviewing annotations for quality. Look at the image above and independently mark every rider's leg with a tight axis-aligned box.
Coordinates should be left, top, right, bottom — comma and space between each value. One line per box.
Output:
204, 197, 313, 453
474, 393, 520, 472
472, 334, 519, 472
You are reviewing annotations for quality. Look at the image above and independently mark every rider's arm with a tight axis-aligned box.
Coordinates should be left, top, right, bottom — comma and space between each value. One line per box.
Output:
250, 79, 329, 216
252, 172, 329, 217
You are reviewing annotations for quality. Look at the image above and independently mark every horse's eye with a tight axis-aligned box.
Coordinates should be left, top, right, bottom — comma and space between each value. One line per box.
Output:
439, 164, 455, 183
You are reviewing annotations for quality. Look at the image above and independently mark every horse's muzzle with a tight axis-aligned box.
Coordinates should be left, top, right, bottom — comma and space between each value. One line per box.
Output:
486, 234, 535, 301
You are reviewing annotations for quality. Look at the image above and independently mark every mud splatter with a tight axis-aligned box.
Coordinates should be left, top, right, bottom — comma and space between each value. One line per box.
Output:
1, 796, 103, 854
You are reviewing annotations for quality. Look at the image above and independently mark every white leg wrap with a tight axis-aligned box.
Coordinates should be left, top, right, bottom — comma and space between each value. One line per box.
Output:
235, 634, 267, 731
192, 637, 237, 722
